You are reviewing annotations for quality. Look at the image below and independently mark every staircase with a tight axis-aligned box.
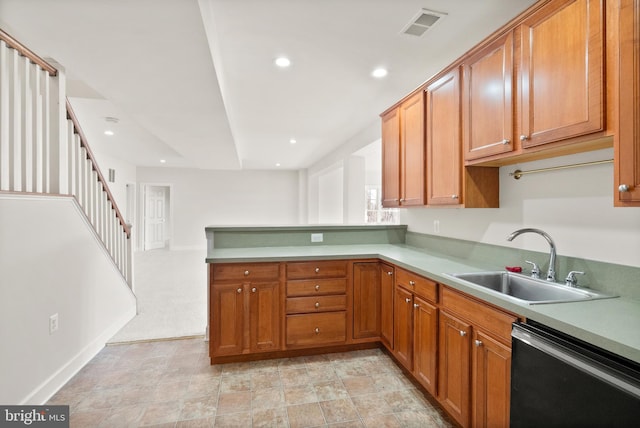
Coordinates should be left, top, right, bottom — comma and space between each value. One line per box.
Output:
0, 29, 132, 287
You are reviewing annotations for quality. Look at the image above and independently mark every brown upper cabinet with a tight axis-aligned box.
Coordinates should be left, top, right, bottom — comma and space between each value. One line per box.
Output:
382, 91, 425, 207
615, 0, 640, 206
463, 31, 515, 161
518, 0, 604, 148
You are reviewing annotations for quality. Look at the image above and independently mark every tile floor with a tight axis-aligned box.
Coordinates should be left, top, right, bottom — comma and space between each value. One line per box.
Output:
48, 338, 454, 427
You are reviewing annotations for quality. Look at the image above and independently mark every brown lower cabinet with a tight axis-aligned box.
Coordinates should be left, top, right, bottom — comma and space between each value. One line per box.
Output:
210, 260, 519, 428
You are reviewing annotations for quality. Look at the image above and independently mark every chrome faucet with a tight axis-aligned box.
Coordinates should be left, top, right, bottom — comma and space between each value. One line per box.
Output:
507, 228, 557, 282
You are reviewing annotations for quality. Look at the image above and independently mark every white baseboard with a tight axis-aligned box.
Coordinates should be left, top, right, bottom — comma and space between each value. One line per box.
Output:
21, 307, 136, 405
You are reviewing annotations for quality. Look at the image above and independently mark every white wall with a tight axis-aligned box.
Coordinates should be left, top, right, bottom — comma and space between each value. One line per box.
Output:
402, 149, 640, 267
91, 149, 137, 219
317, 164, 344, 223
0, 195, 136, 404
136, 167, 300, 249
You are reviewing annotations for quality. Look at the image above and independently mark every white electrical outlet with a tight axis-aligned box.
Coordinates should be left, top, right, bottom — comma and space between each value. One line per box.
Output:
311, 233, 324, 243
434, 220, 440, 234
49, 313, 59, 334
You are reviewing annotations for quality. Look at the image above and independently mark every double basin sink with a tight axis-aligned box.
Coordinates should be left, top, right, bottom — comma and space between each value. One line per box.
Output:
447, 271, 618, 305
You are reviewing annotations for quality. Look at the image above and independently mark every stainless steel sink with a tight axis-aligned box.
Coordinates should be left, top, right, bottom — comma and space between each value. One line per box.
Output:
446, 271, 618, 304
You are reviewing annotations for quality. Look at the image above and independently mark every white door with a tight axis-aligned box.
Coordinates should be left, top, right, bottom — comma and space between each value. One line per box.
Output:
144, 186, 166, 250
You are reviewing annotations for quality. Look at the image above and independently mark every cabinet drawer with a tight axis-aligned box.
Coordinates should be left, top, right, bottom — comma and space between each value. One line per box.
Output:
286, 261, 348, 279
396, 268, 438, 303
441, 286, 518, 343
212, 263, 280, 281
286, 295, 347, 314
286, 312, 346, 347
286, 278, 347, 296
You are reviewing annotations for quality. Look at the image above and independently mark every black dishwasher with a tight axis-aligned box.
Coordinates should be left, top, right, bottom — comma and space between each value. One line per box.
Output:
510, 320, 640, 428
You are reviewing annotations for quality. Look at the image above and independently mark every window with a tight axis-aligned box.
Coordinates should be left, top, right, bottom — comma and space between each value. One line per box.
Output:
365, 186, 399, 224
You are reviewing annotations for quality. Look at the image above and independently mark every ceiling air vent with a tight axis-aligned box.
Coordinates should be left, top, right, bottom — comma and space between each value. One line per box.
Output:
401, 9, 447, 37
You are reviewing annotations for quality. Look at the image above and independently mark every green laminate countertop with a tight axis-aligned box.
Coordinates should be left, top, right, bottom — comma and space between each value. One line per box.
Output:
206, 243, 640, 363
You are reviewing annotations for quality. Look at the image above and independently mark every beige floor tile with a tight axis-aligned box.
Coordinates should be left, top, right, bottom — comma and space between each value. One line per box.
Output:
138, 400, 183, 426
307, 365, 339, 384
314, 380, 350, 401
329, 420, 365, 427
214, 411, 252, 427
69, 409, 110, 427
284, 384, 318, 405
287, 402, 326, 428
362, 414, 402, 428
279, 367, 311, 387
383, 390, 427, 412
394, 410, 439, 427
251, 370, 281, 390
334, 361, 368, 378
180, 395, 217, 420
342, 376, 377, 397
373, 373, 413, 393
252, 407, 289, 428
150, 379, 190, 402
220, 373, 252, 393
351, 393, 394, 417
185, 377, 220, 399
97, 404, 145, 427
216, 391, 252, 415
251, 387, 286, 410
175, 417, 215, 427
319, 398, 360, 424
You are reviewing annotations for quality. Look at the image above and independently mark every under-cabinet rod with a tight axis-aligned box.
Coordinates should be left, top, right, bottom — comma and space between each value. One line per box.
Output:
509, 159, 613, 180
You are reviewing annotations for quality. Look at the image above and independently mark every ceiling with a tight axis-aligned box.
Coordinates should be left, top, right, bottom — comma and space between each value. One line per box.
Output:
0, 0, 536, 171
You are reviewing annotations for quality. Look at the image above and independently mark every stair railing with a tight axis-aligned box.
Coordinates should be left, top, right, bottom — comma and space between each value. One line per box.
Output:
0, 29, 132, 287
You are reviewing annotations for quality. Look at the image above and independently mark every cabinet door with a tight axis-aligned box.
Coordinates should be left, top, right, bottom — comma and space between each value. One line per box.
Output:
426, 68, 462, 206
616, 0, 640, 205
519, 0, 604, 147
381, 108, 401, 207
439, 311, 471, 428
249, 281, 280, 352
393, 285, 413, 370
413, 296, 438, 396
380, 263, 394, 349
400, 91, 425, 206
352, 262, 381, 339
472, 330, 512, 428
464, 32, 514, 161
211, 282, 244, 356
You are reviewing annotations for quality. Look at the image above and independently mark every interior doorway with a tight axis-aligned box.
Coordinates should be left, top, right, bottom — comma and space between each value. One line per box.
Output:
143, 184, 171, 251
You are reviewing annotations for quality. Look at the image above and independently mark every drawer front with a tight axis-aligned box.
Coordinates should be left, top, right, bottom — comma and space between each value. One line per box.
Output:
212, 263, 280, 281
286, 295, 347, 314
286, 312, 346, 347
286, 261, 348, 279
396, 268, 438, 303
286, 278, 347, 297
441, 286, 518, 343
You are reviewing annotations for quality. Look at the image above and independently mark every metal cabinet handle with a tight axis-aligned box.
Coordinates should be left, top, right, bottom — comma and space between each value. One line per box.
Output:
315, 302, 320, 308
244, 270, 249, 276
315, 327, 320, 334
451, 194, 459, 199
502, 139, 511, 145
405, 298, 411, 303
409, 280, 416, 286
315, 284, 320, 291
251, 287, 257, 293
387, 271, 393, 276
475, 340, 483, 347
399, 198, 405, 202
520, 135, 529, 142
315, 267, 320, 273
413, 303, 419, 308
236, 288, 242, 294
459, 330, 467, 337
619, 184, 630, 192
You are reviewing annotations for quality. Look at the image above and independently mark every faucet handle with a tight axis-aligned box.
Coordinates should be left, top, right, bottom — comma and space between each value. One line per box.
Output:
565, 271, 585, 287
525, 261, 541, 279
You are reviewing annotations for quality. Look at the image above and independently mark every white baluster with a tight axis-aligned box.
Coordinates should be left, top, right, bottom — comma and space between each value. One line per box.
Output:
42, 71, 51, 193
22, 56, 33, 193
33, 65, 43, 193
10, 49, 22, 191
0, 41, 9, 191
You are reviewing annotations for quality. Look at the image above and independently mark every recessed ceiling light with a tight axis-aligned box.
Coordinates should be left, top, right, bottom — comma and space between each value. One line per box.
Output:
276, 163, 281, 167
160, 159, 166, 164
104, 130, 114, 136
372, 68, 388, 78
275, 57, 291, 68
290, 139, 297, 144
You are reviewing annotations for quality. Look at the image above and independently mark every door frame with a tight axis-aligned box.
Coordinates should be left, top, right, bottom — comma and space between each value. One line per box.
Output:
140, 183, 173, 251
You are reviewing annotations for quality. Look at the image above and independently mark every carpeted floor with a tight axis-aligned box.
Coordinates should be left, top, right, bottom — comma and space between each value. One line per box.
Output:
108, 248, 207, 343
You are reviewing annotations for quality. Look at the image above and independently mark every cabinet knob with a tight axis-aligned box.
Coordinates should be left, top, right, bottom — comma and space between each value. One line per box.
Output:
619, 184, 630, 192
315, 327, 320, 334
315, 267, 320, 273
413, 303, 419, 308
399, 198, 405, 202
475, 340, 483, 347
459, 330, 467, 337
236, 288, 242, 294
244, 270, 249, 276
520, 134, 529, 142
315, 284, 320, 291
315, 302, 320, 308
405, 298, 411, 303
451, 194, 459, 199
387, 271, 393, 276
502, 139, 511, 145
251, 287, 257, 293
409, 280, 416, 286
